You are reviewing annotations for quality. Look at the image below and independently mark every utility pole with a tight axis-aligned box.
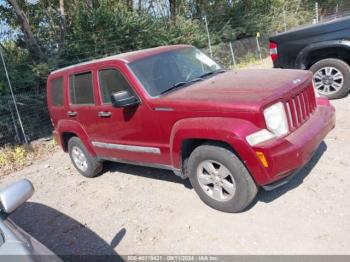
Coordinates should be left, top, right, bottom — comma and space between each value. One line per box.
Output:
0, 46, 29, 146
256, 32, 263, 63
283, 8, 287, 32
315, 2, 319, 23
204, 16, 213, 58
335, 4, 339, 18
229, 42, 237, 68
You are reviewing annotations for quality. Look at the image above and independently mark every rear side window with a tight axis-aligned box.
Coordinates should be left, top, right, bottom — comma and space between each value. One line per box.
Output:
98, 69, 132, 103
69, 72, 94, 105
50, 77, 64, 107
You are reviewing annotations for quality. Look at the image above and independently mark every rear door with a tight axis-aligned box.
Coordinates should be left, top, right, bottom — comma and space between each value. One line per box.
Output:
67, 70, 102, 142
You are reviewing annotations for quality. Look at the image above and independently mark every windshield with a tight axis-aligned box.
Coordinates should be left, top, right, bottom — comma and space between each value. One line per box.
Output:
129, 47, 222, 97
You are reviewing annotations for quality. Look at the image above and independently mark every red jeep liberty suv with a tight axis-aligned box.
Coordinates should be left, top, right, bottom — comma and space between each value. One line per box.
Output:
47, 45, 335, 212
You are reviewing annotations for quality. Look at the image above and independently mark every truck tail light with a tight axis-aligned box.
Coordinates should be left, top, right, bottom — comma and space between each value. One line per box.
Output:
269, 41, 278, 61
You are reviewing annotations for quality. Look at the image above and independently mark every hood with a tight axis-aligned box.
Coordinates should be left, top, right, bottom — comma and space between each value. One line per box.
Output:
152, 69, 312, 112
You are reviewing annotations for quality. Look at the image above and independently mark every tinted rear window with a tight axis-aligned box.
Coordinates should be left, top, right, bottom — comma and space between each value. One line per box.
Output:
50, 77, 64, 106
69, 72, 94, 105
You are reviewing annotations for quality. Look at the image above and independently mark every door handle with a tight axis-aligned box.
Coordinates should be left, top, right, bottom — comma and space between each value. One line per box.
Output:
67, 111, 77, 117
98, 111, 112, 118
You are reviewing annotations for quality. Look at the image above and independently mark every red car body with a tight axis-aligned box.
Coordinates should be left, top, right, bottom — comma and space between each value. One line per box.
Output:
47, 45, 335, 188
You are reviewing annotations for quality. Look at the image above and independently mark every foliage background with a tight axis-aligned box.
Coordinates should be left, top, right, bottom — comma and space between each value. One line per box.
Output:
0, 0, 349, 144
2, 0, 350, 94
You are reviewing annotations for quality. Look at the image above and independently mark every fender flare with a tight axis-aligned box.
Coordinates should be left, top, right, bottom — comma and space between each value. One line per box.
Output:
295, 40, 350, 69
56, 120, 97, 156
169, 117, 268, 184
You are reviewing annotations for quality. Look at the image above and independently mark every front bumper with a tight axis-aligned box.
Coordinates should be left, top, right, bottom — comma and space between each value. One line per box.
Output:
253, 103, 335, 186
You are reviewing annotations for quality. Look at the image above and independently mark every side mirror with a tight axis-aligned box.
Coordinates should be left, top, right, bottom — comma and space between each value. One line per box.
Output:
111, 91, 140, 108
0, 179, 34, 214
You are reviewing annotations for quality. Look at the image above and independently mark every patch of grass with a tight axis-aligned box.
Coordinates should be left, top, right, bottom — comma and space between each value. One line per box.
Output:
0, 139, 57, 176
0, 146, 27, 168
228, 56, 272, 70
237, 53, 260, 68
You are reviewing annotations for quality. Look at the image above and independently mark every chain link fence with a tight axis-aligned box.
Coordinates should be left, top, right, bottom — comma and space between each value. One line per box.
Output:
202, 35, 270, 69
0, 91, 51, 146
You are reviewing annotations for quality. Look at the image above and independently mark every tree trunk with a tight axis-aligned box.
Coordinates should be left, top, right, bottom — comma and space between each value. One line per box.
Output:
138, 0, 142, 12
126, 0, 133, 11
58, 0, 66, 53
59, 0, 65, 16
6, 0, 43, 59
169, 0, 176, 22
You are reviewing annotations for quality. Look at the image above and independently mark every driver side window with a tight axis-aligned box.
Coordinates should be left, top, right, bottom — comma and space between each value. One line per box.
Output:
98, 69, 132, 104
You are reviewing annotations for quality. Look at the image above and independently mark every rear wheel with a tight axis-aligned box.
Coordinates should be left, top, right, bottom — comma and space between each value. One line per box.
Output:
187, 144, 258, 213
68, 137, 103, 178
310, 58, 350, 99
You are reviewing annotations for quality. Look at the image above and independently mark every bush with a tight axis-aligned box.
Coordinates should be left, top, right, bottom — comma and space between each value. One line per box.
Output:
0, 139, 57, 176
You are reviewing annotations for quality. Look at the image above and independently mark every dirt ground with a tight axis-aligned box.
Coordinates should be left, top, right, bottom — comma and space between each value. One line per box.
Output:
1, 71, 350, 256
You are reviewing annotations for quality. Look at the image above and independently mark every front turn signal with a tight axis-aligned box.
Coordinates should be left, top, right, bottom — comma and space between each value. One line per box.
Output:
256, 151, 269, 168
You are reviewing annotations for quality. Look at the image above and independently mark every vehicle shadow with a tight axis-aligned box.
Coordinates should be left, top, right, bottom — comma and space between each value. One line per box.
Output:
256, 141, 328, 204
103, 161, 193, 189
104, 141, 327, 208
10, 202, 124, 261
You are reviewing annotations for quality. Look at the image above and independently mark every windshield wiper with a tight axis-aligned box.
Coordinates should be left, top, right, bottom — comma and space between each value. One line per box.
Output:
199, 69, 226, 79
160, 78, 203, 95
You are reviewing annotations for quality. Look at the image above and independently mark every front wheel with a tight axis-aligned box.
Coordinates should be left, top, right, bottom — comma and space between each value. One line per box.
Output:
187, 144, 258, 213
310, 58, 350, 99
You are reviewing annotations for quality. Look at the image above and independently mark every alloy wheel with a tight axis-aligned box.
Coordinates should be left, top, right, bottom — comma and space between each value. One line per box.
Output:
196, 160, 236, 202
71, 146, 88, 172
313, 66, 344, 96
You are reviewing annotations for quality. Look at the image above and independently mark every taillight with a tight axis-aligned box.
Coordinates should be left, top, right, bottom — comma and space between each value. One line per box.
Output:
269, 41, 278, 61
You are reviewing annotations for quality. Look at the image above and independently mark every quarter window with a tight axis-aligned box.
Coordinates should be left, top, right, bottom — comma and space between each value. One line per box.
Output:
69, 72, 94, 105
50, 77, 64, 106
98, 69, 132, 103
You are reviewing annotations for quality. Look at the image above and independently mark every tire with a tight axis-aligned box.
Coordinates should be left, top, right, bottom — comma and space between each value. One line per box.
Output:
68, 137, 103, 178
187, 144, 258, 213
310, 58, 350, 99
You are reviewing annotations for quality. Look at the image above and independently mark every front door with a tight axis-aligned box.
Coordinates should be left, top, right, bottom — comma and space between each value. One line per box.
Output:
91, 66, 168, 166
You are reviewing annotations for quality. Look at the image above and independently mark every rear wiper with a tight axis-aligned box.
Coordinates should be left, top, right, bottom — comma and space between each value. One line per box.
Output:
160, 78, 203, 95
199, 69, 226, 78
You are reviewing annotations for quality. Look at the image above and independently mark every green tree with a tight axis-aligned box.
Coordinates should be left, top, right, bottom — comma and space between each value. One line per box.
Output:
0, 0, 206, 94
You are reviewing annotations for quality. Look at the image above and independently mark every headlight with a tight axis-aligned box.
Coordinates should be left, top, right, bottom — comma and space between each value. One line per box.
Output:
264, 102, 289, 136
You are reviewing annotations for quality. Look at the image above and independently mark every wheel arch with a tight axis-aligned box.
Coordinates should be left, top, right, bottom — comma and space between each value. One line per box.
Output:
296, 40, 350, 69
181, 138, 238, 165
170, 117, 268, 184
61, 132, 77, 152
56, 120, 97, 156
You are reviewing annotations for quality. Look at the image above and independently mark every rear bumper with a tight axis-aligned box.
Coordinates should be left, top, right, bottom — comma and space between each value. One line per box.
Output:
52, 130, 63, 149
253, 103, 335, 186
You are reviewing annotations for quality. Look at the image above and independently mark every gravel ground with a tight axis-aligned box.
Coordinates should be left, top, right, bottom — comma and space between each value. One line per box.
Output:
1, 90, 350, 257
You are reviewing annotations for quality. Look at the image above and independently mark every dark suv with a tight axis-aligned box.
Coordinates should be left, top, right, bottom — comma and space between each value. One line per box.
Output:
270, 16, 350, 99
